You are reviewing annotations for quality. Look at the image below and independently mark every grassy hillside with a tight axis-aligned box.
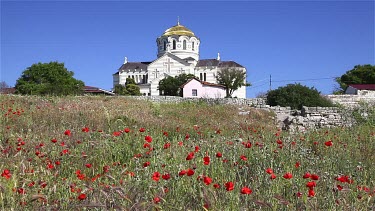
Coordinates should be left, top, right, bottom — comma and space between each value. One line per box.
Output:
0, 95, 374, 210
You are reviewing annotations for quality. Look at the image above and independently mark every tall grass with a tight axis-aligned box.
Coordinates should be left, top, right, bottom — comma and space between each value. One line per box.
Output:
0, 95, 374, 210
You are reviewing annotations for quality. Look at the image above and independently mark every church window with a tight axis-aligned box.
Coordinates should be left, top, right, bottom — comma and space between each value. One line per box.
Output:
192, 89, 197, 96
204, 73, 206, 81
183, 40, 186, 50
163, 41, 167, 50
200, 73, 203, 80
192, 42, 195, 50
173, 40, 176, 50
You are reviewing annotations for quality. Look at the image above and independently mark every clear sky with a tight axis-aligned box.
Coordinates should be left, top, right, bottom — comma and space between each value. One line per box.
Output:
1, 1, 374, 98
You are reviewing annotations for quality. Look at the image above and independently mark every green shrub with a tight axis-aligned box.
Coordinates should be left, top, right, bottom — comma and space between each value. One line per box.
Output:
266, 83, 334, 109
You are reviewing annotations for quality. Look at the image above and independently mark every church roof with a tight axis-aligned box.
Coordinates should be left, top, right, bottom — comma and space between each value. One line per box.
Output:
115, 62, 152, 74
162, 23, 196, 37
196, 59, 244, 68
180, 78, 225, 89
347, 84, 375, 90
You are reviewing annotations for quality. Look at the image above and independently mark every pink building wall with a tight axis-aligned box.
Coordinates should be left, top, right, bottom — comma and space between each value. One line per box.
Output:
182, 79, 226, 98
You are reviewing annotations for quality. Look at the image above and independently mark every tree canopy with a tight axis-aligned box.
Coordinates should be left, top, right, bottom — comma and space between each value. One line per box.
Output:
158, 74, 196, 96
216, 67, 250, 98
114, 78, 141, 96
335, 64, 375, 94
266, 83, 334, 110
15, 62, 84, 96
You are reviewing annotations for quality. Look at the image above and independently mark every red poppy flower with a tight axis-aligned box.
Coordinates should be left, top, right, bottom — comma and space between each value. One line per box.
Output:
28, 181, 35, 187
124, 128, 130, 133
17, 188, 26, 194
85, 164, 92, 168
303, 172, 311, 179
1, 169, 11, 179
178, 170, 187, 176
143, 161, 150, 168
240, 155, 247, 161
283, 172, 293, 179
152, 172, 160, 181
325, 140, 333, 146
295, 162, 300, 168
203, 176, 212, 185
113, 131, 121, 137
78, 193, 86, 200
139, 128, 145, 132
186, 169, 195, 176
213, 183, 220, 189
195, 146, 200, 152
164, 143, 171, 149
81, 127, 89, 132
203, 156, 210, 165
216, 152, 222, 158
186, 152, 194, 160
296, 192, 303, 197
162, 173, 170, 180
337, 184, 343, 191
311, 174, 319, 180
244, 142, 252, 148
270, 173, 277, 180
276, 139, 283, 144
336, 175, 351, 183
64, 130, 71, 136
103, 165, 110, 173
47, 163, 54, 169
51, 139, 57, 143
40, 182, 47, 188
225, 182, 234, 191
145, 135, 152, 143
306, 181, 316, 189
266, 168, 273, 174
308, 189, 315, 197
153, 196, 160, 204
241, 186, 252, 194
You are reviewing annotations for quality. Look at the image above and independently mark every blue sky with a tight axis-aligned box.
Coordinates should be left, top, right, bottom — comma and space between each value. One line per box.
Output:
1, 1, 374, 98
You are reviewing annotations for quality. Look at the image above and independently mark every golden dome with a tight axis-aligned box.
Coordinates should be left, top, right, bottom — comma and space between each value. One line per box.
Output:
162, 23, 195, 37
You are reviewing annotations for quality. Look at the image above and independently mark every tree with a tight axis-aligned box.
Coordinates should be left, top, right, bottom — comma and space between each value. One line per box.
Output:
114, 84, 129, 95
158, 74, 196, 96
15, 62, 84, 96
216, 67, 250, 98
335, 64, 375, 94
0, 81, 10, 90
266, 83, 334, 110
114, 78, 141, 96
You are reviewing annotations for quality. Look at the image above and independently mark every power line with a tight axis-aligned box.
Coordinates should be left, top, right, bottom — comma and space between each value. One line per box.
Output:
272, 76, 337, 83
248, 82, 268, 89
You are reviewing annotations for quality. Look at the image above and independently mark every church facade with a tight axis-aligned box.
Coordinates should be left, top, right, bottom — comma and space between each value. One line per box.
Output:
113, 20, 246, 98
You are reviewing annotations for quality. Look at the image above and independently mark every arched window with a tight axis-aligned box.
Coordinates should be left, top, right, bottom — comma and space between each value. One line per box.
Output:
183, 40, 187, 50
173, 40, 176, 50
163, 41, 166, 50
192, 42, 195, 50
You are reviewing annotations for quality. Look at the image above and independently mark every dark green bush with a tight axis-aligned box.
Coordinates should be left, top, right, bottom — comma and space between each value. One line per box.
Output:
266, 83, 334, 109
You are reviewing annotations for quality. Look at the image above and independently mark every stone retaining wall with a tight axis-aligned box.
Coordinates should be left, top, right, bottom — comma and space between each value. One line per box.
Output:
125, 95, 373, 131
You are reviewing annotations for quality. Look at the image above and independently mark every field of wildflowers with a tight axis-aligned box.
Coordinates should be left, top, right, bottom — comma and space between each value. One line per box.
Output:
0, 95, 374, 210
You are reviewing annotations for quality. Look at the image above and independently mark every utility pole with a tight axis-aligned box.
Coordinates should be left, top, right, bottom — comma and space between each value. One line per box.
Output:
269, 74, 272, 91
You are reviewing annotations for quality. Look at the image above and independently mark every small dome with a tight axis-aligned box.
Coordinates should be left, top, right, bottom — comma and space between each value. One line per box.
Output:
162, 24, 195, 37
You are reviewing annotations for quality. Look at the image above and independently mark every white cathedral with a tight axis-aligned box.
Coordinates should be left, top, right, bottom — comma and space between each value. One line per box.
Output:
113, 20, 247, 98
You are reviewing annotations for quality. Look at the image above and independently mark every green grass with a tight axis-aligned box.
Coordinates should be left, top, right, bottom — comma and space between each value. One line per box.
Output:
0, 95, 374, 210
